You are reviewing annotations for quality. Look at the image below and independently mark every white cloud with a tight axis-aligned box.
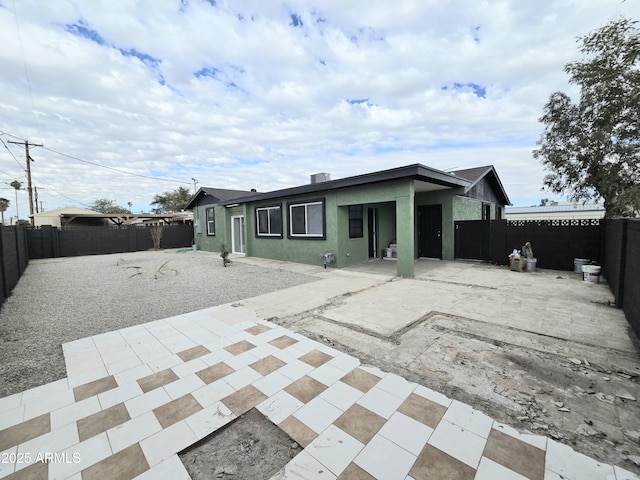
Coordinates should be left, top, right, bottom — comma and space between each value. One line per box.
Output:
1, 0, 638, 219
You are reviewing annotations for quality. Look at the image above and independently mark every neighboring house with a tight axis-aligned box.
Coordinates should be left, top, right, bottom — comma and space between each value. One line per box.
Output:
505, 201, 605, 221
33, 206, 194, 228
186, 164, 510, 277
32, 206, 110, 228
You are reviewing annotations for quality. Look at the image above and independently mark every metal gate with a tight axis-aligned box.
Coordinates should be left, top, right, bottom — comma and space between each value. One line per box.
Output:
454, 220, 490, 261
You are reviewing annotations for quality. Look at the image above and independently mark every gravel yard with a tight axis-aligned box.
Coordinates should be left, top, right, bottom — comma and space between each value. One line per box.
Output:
0, 250, 318, 397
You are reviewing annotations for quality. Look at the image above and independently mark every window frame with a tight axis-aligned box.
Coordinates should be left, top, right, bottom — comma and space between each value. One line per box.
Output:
255, 204, 283, 238
206, 207, 215, 236
287, 198, 326, 240
348, 205, 364, 239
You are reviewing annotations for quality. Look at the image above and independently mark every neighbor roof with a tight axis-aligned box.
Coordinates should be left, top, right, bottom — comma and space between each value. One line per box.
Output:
506, 204, 605, 214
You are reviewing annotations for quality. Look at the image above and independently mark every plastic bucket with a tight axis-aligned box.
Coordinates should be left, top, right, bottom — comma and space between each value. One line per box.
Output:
582, 265, 601, 283
574, 258, 590, 273
526, 258, 537, 272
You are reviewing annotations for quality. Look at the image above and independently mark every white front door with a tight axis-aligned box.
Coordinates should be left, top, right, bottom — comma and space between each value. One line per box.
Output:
231, 216, 245, 254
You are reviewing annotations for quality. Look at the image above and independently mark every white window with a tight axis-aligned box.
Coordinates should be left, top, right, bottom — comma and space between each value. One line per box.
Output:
256, 206, 282, 237
206, 207, 215, 235
289, 200, 324, 238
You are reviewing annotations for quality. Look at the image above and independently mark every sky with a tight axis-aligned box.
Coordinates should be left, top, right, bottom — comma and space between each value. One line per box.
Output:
1, 0, 639, 220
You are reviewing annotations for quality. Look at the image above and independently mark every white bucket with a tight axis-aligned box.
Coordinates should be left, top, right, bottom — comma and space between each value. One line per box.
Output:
574, 258, 590, 273
582, 265, 601, 283
526, 258, 537, 272
385, 248, 393, 258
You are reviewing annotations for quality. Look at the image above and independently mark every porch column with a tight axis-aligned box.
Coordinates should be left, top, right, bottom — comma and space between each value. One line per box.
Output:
395, 184, 415, 278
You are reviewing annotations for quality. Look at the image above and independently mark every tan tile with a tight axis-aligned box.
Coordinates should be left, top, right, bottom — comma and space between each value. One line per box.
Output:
245, 324, 271, 335
337, 462, 376, 480
0, 413, 50, 451
5, 460, 47, 479
398, 393, 448, 429
298, 350, 333, 368
137, 368, 179, 393
333, 404, 385, 444
250, 355, 286, 375
278, 415, 317, 448
409, 444, 475, 480
153, 394, 202, 429
74, 375, 118, 402
268, 335, 299, 349
284, 376, 327, 404
483, 429, 545, 480
78, 403, 130, 442
177, 345, 210, 362
224, 340, 257, 355
222, 385, 268, 416
340, 368, 380, 393
82, 443, 149, 480
196, 362, 235, 384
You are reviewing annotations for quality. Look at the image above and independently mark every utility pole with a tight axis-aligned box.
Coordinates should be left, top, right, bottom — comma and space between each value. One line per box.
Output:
34, 186, 39, 213
191, 177, 198, 194
8, 140, 42, 225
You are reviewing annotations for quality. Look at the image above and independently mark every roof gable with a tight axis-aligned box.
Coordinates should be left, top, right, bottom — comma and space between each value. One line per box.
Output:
452, 165, 511, 206
184, 187, 256, 209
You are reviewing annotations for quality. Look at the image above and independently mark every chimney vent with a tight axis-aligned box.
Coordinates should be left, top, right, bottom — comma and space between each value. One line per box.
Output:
310, 173, 331, 184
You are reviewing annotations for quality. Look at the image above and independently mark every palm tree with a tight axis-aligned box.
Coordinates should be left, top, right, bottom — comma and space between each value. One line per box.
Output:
0, 197, 9, 225
10, 180, 21, 222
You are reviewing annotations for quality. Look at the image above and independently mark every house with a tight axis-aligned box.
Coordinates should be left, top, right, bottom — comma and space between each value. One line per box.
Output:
32, 206, 111, 228
505, 201, 605, 221
33, 206, 196, 228
185, 164, 510, 277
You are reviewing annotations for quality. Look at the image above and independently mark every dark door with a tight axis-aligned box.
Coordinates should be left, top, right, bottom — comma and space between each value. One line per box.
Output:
368, 208, 378, 258
418, 205, 442, 258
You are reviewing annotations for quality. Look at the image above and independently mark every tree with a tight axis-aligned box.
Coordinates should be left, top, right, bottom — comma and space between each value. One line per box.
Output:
533, 17, 640, 218
0, 197, 9, 225
150, 187, 192, 213
10, 180, 21, 222
89, 198, 131, 214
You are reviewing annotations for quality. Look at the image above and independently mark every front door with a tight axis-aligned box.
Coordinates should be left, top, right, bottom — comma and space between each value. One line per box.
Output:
368, 208, 378, 258
418, 205, 442, 258
231, 216, 245, 254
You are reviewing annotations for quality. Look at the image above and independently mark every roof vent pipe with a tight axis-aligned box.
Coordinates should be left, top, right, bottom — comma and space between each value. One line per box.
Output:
310, 173, 331, 184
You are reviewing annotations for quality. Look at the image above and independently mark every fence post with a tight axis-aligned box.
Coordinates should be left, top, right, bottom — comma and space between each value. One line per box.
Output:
618, 219, 628, 309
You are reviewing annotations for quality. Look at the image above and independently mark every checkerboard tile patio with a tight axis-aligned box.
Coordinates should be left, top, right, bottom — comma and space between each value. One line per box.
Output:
0, 305, 638, 480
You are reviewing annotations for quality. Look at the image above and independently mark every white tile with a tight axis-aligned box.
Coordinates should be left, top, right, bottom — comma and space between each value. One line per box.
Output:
354, 433, 416, 480
225, 330, 254, 344
200, 348, 233, 366
253, 371, 294, 397
319, 381, 363, 411
442, 400, 493, 438
308, 363, 345, 387
278, 360, 315, 381
15, 422, 79, 473
428, 419, 486, 469
247, 343, 280, 358
50, 396, 101, 429
185, 402, 236, 439
145, 353, 183, 372
133, 454, 191, 480
379, 411, 433, 456
114, 364, 153, 386
358, 365, 386, 378
475, 457, 529, 480
294, 397, 342, 434
545, 439, 615, 480
0, 405, 25, 430
224, 367, 263, 391
21, 378, 70, 404
140, 420, 198, 467
0, 447, 16, 477
0, 392, 22, 414
48, 432, 112, 479
107, 411, 162, 453
357, 386, 406, 419
162, 337, 198, 354
326, 354, 360, 373
125, 387, 171, 418
271, 450, 337, 480
223, 350, 261, 370
23, 388, 75, 420
98, 381, 143, 409
62, 337, 96, 355
192, 379, 236, 408
163, 374, 206, 400
246, 332, 280, 347
544, 470, 565, 480
105, 355, 144, 375
413, 384, 452, 407
288, 339, 319, 357
257, 391, 304, 425
614, 465, 640, 480
66, 364, 109, 388
376, 373, 416, 400
306, 425, 364, 477
492, 421, 547, 451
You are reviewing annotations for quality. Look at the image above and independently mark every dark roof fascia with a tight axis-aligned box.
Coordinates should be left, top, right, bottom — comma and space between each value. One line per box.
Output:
184, 187, 255, 209
454, 165, 511, 206
218, 164, 470, 206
